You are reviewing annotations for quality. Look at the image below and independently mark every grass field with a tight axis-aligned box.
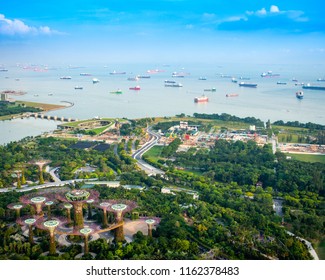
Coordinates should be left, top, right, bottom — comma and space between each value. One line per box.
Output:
286, 153, 325, 163
16, 101, 66, 111
143, 145, 164, 163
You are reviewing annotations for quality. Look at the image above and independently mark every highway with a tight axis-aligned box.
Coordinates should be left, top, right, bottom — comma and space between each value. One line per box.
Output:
132, 127, 165, 175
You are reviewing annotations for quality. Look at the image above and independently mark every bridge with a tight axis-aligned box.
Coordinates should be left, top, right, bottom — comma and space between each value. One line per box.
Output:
25, 112, 78, 122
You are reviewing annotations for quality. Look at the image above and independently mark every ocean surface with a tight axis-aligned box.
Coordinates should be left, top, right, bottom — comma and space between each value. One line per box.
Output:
1, 62, 324, 145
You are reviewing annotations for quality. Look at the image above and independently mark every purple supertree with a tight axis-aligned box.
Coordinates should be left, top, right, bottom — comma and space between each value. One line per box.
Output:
7, 202, 25, 219
19, 192, 55, 217
144, 217, 161, 237
35, 216, 67, 256
17, 215, 39, 244
95, 200, 112, 229
106, 199, 137, 242
56, 189, 99, 230
72, 225, 98, 256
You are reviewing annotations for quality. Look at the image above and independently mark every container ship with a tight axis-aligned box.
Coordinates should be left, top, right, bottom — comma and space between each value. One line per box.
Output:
80, 73, 91, 76
60, 76, 72, 80
302, 84, 325, 91
296, 91, 304, 99
238, 82, 257, 88
138, 75, 150, 78
277, 81, 287, 85
74, 86, 83, 90
194, 95, 209, 103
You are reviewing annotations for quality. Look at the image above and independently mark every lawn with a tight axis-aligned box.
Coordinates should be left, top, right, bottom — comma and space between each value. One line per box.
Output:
143, 145, 164, 163
286, 153, 325, 163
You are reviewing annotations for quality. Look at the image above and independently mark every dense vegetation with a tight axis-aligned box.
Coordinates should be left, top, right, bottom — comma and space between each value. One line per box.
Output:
0, 101, 41, 117
0, 116, 324, 260
193, 113, 264, 127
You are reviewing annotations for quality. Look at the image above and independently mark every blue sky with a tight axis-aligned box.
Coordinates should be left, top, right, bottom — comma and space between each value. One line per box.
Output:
1, 0, 325, 64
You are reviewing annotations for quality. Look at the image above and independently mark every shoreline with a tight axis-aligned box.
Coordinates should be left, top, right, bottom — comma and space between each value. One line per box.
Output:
0, 100, 73, 121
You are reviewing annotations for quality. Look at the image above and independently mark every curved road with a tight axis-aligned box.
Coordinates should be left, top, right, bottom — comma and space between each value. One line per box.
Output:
132, 127, 165, 175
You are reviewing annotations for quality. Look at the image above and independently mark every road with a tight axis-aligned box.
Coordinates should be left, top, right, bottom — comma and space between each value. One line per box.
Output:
132, 127, 165, 175
286, 231, 319, 260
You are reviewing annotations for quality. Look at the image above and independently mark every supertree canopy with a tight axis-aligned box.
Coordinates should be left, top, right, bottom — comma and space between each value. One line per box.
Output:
36, 217, 66, 256
56, 189, 99, 229
17, 215, 38, 244
19, 192, 55, 217
7, 202, 25, 219
106, 200, 137, 242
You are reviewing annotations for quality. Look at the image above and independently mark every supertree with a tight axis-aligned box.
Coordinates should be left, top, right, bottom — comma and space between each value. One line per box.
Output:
74, 226, 98, 256
63, 203, 73, 225
107, 200, 137, 242
7, 202, 25, 219
12, 170, 22, 189
56, 189, 99, 229
145, 217, 160, 237
29, 159, 51, 184
86, 199, 95, 220
36, 217, 66, 256
19, 192, 55, 217
17, 216, 38, 244
45, 201, 54, 219
95, 201, 112, 228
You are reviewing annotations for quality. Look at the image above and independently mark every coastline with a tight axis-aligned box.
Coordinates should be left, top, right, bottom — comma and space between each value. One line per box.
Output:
0, 100, 73, 121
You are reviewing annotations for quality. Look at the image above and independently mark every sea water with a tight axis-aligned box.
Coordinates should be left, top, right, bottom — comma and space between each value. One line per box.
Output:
1, 62, 324, 145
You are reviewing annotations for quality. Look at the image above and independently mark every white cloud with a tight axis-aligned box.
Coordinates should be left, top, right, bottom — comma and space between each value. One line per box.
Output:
0, 14, 61, 36
245, 5, 307, 22
256, 8, 267, 16
270, 5, 280, 13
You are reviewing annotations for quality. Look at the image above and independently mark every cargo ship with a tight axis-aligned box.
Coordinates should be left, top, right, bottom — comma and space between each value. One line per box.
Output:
129, 86, 141, 90
165, 83, 183, 87
127, 76, 139, 81
194, 95, 209, 103
60, 76, 72, 80
204, 88, 216, 92
261, 71, 280, 77
317, 78, 325, 82
238, 82, 257, 88
226, 94, 239, 97
302, 84, 325, 90
110, 89, 123, 94
80, 73, 91, 76
74, 86, 83, 90
138, 75, 150, 78
164, 80, 176, 84
231, 77, 238, 83
296, 91, 304, 99
92, 78, 99, 84
277, 81, 287, 85
199, 77, 207, 80
110, 70, 126, 75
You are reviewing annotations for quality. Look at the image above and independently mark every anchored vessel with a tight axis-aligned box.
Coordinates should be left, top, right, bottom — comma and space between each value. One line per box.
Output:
296, 91, 304, 99
92, 78, 99, 84
302, 84, 325, 91
194, 95, 209, 103
60, 76, 72, 80
129, 86, 141, 90
74, 86, 83, 90
110, 89, 123, 94
238, 82, 257, 88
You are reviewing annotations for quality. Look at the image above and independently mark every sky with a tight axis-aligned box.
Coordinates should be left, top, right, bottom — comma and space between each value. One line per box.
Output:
1, 0, 325, 65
